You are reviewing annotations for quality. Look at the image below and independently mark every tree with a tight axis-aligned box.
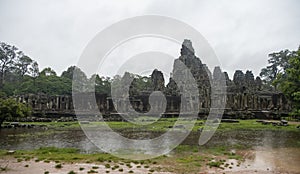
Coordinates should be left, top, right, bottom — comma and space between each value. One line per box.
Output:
93, 74, 111, 94
260, 49, 294, 85
0, 98, 31, 127
130, 75, 152, 95
14, 52, 33, 77
29, 61, 39, 78
0, 42, 18, 88
273, 46, 300, 118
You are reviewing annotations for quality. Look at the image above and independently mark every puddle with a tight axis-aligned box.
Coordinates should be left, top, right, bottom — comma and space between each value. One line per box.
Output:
213, 147, 300, 174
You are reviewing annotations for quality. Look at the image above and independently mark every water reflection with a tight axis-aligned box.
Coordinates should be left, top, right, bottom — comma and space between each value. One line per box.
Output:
0, 128, 99, 153
1, 128, 299, 150
1, 128, 299, 173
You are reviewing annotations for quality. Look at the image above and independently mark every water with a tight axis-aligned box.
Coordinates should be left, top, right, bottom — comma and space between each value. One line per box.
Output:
0, 128, 99, 153
1, 127, 299, 152
1, 127, 300, 173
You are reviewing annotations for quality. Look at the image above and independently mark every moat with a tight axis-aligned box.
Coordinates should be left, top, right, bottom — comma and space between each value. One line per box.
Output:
0, 120, 300, 173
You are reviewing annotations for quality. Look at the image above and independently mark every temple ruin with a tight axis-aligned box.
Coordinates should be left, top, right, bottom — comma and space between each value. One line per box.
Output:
15, 40, 291, 120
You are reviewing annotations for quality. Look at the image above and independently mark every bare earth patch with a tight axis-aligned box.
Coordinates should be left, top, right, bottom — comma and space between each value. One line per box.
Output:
0, 158, 174, 174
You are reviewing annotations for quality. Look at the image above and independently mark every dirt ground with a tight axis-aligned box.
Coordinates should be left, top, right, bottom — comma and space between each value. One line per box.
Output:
1, 147, 300, 174
0, 158, 173, 174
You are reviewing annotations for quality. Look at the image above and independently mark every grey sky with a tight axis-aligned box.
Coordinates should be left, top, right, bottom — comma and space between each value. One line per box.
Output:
0, 0, 299, 79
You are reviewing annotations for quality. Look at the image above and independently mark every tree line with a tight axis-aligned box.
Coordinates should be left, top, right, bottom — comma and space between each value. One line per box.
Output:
0, 42, 115, 97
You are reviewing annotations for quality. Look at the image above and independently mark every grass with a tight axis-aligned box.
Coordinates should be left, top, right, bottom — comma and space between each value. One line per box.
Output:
68, 171, 76, 174
4, 119, 298, 140
21, 121, 80, 129
2, 147, 119, 163
216, 119, 298, 131
87, 169, 98, 173
55, 163, 62, 169
0, 145, 243, 173
105, 163, 111, 168
207, 160, 222, 168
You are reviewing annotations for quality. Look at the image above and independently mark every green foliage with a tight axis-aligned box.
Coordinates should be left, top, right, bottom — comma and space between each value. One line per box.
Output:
131, 75, 152, 92
0, 42, 36, 88
14, 55, 33, 76
274, 46, 300, 117
93, 74, 111, 94
0, 98, 31, 126
260, 49, 294, 85
260, 46, 300, 117
0, 41, 113, 97
111, 72, 151, 97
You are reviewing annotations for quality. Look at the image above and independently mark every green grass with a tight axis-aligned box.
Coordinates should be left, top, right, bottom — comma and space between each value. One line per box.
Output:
1, 147, 119, 163
68, 171, 76, 174
216, 119, 298, 131
207, 160, 222, 168
7, 119, 299, 134
105, 163, 111, 168
55, 163, 62, 169
21, 121, 80, 129
87, 169, 98, 173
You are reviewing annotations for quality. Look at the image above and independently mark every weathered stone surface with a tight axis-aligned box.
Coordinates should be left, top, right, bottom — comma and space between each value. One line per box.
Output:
151, 69, 165, 91
233, 70, 245, 87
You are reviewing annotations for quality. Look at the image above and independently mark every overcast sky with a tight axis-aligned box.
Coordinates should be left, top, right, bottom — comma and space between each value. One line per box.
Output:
0, 0, 299, 80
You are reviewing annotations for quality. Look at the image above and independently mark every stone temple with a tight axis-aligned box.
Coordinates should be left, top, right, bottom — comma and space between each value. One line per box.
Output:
16, 40, 291, 120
